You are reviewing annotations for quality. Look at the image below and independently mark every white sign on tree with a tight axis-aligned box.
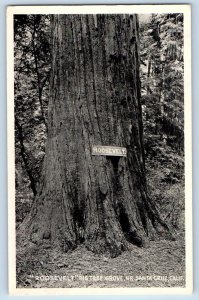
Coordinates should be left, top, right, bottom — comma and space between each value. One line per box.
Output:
92, 145, 127, 157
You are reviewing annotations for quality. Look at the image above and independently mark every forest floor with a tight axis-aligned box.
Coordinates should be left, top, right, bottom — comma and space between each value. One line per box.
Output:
16, 234, 185, 288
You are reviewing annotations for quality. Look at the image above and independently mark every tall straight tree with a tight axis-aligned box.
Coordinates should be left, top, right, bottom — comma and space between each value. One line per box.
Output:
18, 14, 168, 257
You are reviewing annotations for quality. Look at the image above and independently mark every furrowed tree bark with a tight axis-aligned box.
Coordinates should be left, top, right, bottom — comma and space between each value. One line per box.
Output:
17, 14, 169, 257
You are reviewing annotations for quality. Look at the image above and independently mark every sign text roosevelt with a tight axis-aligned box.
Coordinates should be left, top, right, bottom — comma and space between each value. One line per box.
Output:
92, 145, 127, 157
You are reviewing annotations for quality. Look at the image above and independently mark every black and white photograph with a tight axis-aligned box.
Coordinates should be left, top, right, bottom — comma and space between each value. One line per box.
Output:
7, 5, 192, 295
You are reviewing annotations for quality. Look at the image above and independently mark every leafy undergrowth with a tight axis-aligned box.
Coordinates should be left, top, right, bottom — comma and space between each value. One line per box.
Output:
146, 151, 185, 232
16, 235, 185, 288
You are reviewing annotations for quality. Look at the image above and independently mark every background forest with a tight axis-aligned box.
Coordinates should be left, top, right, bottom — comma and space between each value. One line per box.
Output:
14, 14, 185, 288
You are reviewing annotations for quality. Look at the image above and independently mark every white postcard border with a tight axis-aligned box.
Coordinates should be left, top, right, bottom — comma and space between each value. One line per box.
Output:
7, 4, 192, 295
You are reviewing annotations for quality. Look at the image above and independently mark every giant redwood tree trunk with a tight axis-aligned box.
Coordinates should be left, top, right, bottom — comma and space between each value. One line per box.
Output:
18, 14, 169, 257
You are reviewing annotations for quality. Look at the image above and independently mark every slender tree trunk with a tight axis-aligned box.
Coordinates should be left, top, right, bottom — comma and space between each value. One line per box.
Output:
147, 57, 152, 95
32, 16, 47, 129
15, 118, 37, 196
18, 14, 169, 257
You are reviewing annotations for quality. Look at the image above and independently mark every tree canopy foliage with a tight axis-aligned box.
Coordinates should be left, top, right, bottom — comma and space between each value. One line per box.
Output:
140, 13, 184, 183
